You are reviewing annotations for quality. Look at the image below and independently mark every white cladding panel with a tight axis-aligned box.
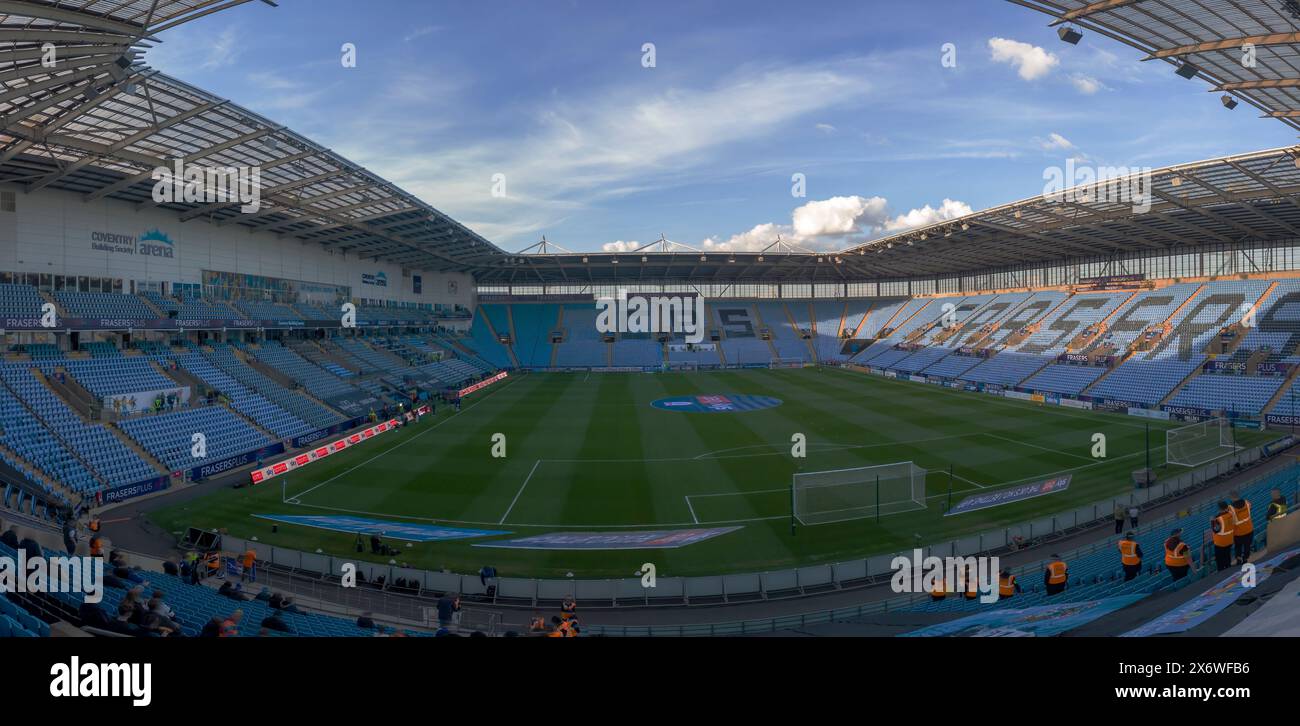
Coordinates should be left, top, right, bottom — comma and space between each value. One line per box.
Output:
0, 185, 475, 309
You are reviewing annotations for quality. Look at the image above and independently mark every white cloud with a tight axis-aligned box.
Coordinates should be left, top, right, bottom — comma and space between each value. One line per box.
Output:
701, 195, 972, 253
403, 25, 442, 43
1070, 74, 1105, 94
988, 38, 1059, 81
1039, 132, 1074, 151
336, 60, 876, 245
882, 198, 973, 232
600, 240, 642, 253
815, 123, 837, 134
792, 195, 888, 238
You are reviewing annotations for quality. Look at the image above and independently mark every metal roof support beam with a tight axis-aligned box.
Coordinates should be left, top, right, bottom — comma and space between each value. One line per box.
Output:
1149, 32, 1300, 60
0, 1, 150, 36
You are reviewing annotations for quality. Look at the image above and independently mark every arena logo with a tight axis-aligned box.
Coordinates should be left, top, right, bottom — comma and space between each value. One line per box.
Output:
90, 228, 176, 258
595, 289, 706, 344
49, 657, 151, 707
890, 550, 1001, 604
1042, 158, 1153, 213
0, 552, 103, 604
151, 159, 261, 213
137, 229, 175, 258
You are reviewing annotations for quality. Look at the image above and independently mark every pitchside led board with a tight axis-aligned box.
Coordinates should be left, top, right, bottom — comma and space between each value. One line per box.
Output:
249, 405, 430, 485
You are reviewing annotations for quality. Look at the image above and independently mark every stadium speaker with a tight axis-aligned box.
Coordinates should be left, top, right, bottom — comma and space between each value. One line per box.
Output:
1057, 26, 1082, 45
1175, 62, 1200, 79
1221, 95, 1238, 110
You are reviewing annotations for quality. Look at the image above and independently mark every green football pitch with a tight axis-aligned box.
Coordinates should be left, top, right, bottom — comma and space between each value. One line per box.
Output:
148, 367, 1275, 579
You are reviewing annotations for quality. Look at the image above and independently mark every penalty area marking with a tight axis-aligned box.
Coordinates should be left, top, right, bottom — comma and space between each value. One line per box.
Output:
500, 459, 542, 524
284, 446, 1153, 529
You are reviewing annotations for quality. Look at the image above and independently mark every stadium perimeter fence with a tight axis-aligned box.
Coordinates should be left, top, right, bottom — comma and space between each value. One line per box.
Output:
205, 441, 1290, 632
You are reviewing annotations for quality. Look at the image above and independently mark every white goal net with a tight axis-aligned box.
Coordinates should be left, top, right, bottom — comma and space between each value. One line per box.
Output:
769, 357, 806, 369
793, 461, 927, 526
1166, 418, 1235, 467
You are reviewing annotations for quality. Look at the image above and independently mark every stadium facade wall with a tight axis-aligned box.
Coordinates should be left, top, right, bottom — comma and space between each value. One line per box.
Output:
0, 185, 475, 310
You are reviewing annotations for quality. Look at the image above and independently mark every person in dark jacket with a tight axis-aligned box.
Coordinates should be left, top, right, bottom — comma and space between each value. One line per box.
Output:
0, 526, 19, 549
198, 616, 223, 638
260, 613, 293, 634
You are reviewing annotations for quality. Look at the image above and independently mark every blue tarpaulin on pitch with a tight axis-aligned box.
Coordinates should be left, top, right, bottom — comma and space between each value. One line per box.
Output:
474, 527, 743, 550
945, 475, 1072, 516
253, 514, 509, 542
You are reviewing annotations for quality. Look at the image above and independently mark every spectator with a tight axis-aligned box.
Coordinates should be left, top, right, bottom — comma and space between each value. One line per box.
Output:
78, 601, 112, 630
1112, 503, 1125, 535
1043, 554, 1068, 596
107, 602, 141, 636
1211, 501, 1236, 571
1, 526, 19, 549
436, 593, 458, 629
1164, 528, 1192, 581
123, 587, 149, 625
18, 532, 41, 561
1118, 532, 1143, 581
1267, 488, 1289, 521
162, 557, 180, 577
198, 616, 223, 638
479, 565, 497, 587
1127, 504, 1140, 529
150, 591, 179, 624
219, 610, 243, 637
998, 568, 1021, 600
1228, 489, 1255, 566
141, 613, 177, 638
357, 612, 376, 630
62, 521, 78, 555
241, 549, 257, 582
218, 581, 249, 602
261, 612, 293, 634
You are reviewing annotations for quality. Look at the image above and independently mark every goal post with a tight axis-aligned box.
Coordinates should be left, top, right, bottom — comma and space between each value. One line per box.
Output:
1165, 418, 1235, 467
769, 357, 806, 369
792, 461, 927, 526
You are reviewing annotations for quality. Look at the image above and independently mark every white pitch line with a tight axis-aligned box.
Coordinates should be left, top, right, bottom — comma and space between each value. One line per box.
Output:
950, 472, 989, 489
284, 448, 1157, 528
684, 496, 700, 524
982, 432, 1095, 463
289, 375, 517, 504
500, 459, 541, 524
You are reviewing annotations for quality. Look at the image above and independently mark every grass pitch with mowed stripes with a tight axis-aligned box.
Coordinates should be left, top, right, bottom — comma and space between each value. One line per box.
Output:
149, 368, 1273, 578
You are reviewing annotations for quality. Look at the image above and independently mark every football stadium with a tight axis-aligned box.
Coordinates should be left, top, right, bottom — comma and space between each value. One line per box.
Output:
2, 0, 1300, 685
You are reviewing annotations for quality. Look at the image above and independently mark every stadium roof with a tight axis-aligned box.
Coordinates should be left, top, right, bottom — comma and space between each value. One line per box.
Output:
0, 0, 506, 273
1013, 0, 1300, 130
480, 146, 1300, 285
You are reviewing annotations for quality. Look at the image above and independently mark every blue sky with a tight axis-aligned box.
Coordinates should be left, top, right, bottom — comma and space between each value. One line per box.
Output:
146, 0, 1295, 254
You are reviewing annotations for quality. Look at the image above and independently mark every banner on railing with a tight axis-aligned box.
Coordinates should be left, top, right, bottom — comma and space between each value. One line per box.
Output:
251, 417, 412, 485
457, 371, 509, 398
193, 442, 285, 482
96, 475, 170, 505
